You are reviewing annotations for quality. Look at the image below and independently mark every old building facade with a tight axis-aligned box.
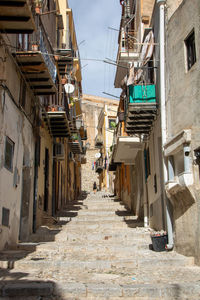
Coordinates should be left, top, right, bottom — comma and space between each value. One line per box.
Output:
110, 0, 200, 264
82, 94, 118, 192
0, 0, 85, 250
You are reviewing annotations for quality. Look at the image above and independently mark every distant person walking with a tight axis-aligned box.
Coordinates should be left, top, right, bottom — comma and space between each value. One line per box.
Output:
93, 181, 97, 193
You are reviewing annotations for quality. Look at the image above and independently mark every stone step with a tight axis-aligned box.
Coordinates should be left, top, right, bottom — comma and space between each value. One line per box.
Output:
13, 256, 194, 272
58, 282, 200, 299
53, 233, 150, 244
64, 219, 142, 228
26, 228, 150, 243
71, 209, 131, 216
0, 281, 54, 298
30, 241, 149, 259
69, 215, 134, 222
1, 281, 200, 299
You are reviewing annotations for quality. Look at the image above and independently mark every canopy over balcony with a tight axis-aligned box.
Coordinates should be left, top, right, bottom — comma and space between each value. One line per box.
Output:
113, 136, 142, 164
13, 51, 57, 95
42, 111, 70, 138
125, 84, 157, 135
0, 0, 36, 34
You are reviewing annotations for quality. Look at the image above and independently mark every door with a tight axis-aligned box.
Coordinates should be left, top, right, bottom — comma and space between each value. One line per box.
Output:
44, 148, 49, 212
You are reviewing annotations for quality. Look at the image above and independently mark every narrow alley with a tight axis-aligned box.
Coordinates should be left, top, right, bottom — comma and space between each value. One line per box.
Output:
0, 191, 200, 299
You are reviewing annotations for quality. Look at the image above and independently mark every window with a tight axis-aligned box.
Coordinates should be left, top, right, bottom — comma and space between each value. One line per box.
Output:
18, 34, 29, 51
47, 0, 50, 11
19, 79, 26, 108
4, 136, 15, 172
185, 30, 196, 70
144, 147, 151, 181
2, 207, 10, 227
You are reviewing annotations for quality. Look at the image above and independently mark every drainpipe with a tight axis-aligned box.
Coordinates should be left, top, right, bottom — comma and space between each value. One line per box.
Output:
157, 0, 174, 250
142, 145, 149, 227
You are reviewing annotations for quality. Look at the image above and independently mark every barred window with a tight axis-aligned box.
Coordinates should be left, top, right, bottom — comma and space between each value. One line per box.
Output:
185, 30, 196, 70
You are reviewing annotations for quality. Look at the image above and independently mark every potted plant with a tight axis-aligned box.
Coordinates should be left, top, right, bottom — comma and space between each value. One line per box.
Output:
35, 0, 42, 13
110, 121, 117, 130
31, 43, 38, 51
71, 133, 79, 142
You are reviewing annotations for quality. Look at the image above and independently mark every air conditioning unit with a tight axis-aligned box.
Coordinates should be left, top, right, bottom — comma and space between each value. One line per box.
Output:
54, 143, 64, 160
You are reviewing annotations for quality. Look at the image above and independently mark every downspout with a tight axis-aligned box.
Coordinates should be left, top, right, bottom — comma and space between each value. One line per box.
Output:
142, 145, 149, 228
157, 0, 174, 250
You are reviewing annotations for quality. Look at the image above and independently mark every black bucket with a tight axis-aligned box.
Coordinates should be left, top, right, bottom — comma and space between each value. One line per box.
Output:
151, 234, 168, 252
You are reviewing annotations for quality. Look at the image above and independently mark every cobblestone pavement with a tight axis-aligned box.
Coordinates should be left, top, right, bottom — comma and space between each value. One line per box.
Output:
0, 191, 200, 299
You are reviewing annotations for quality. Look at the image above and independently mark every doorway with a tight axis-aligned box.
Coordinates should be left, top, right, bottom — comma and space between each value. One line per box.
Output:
44, 148, 49, 212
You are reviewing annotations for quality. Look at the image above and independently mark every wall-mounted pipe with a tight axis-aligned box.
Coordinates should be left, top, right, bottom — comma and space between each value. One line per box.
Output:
157, 0, 174, 250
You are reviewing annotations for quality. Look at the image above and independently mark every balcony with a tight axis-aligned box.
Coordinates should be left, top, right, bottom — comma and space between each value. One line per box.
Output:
42, 108, 70, 138
95, 135, 104, 149
13, 18, 57, 95
114, 31, 140, 88
55, 49, 74, 76
113, 136, 142, 165
95, 157, 104, 174
0, 0, 36, 34
81, 157, 87, 164
125, 84, 157, 135
68, 133, 82, 154
79, 126, 87, 141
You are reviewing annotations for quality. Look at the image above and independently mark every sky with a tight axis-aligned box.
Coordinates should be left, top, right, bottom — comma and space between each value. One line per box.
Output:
68, 0, 122, 100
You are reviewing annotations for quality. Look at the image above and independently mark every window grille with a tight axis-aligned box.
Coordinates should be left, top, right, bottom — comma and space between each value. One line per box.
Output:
185, 30, 196, 70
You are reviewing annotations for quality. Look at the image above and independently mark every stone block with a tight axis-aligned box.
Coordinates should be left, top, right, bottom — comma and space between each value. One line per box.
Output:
56, 282, 86, 297
2, 282, 54, 297
86, 283, 122, 297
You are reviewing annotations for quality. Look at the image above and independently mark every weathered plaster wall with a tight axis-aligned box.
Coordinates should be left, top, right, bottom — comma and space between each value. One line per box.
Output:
147, 116, 164, 231
0, 92, 34, 248
166, 0, 200, 260
166, 0, 184, 20
36, 126, 53, 228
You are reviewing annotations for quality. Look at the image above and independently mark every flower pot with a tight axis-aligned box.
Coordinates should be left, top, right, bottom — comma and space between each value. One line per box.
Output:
35, 7, 41, 14
32, 44, 38, 51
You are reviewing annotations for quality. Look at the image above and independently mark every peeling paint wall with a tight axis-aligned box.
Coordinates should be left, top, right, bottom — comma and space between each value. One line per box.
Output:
0, 92, 35, 249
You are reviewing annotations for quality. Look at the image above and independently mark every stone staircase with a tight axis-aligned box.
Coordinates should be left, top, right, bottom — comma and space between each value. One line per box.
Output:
0, 192, 200, 299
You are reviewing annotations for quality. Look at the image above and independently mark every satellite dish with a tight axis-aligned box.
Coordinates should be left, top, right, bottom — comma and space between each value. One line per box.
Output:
95, 153, 101, 158
64, 83, 75, 94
